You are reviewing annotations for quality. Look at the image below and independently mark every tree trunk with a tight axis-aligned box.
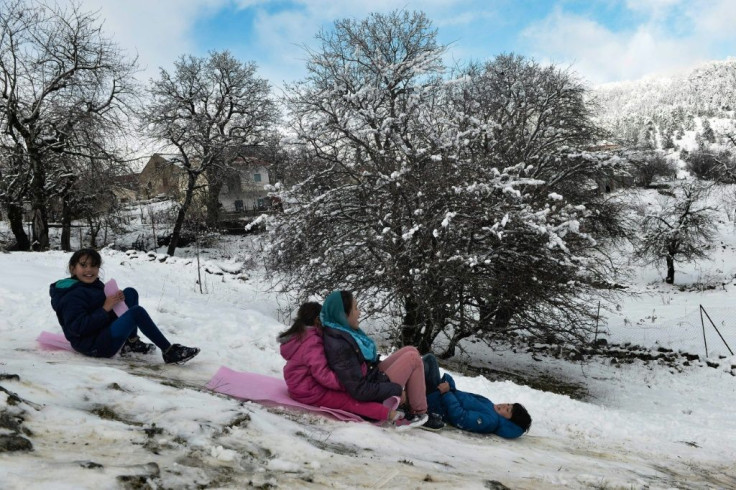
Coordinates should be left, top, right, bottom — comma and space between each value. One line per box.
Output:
87, 218, 100, 248
440, 331, 473, 359
31, 207, 48, 251
60, 199, 72, 251
665, 256, 675, 284
492, 300, 514, 332
167, 173, 197, 257
30, 152, 49, 250
205, 179, 223, 229
6, 202, 30, 251
400, 293, 421, 347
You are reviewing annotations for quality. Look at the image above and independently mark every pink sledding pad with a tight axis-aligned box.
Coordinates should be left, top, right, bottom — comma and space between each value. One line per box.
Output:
205, 366, 366, 422
37, 331, 74, 352
104, 278, 129, 317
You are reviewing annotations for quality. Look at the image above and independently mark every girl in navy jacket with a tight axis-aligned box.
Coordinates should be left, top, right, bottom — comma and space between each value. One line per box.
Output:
50, 248, 199, 364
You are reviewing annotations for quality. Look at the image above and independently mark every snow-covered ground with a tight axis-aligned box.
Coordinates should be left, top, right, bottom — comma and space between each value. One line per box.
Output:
1, 223, 736, 488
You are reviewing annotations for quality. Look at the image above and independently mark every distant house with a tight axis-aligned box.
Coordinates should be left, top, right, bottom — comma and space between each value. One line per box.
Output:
219, 156, 272, 212
137, 152, 272, 212
138, 153, 186, 200
112, 173, 140, 204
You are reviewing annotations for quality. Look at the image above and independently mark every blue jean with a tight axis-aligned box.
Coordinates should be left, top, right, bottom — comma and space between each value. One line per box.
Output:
422, 353, 441, 394
93, 288, 172, 357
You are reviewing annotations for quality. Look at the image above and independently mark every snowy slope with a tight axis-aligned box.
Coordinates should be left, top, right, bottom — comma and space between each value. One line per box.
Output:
1, 243, 735, 488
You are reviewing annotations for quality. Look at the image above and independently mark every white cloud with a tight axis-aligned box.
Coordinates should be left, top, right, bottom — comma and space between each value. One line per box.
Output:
687, 0, 736, 42
237, 1, 483, 90
520, 6, 720, 84
79, 0, 230, 81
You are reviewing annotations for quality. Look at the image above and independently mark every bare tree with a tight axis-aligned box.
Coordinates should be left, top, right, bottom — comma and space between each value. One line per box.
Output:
634, 181, 718, 284
0, 0, 139, 250
0, 145, 31, 250
143, 50, 277, 256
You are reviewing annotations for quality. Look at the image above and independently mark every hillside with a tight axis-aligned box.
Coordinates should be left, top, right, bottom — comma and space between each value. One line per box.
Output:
1, 223, 735, 488
593, 58, 736, 153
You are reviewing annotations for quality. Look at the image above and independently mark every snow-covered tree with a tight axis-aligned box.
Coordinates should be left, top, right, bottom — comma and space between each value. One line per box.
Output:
266, 11, 628, 353
0, 0, 139, 250
634, 182, 718, 284
268, 10, 454, 351
143, 51, 277, 256
433, 55, 628, 353
701, 118, 716, 143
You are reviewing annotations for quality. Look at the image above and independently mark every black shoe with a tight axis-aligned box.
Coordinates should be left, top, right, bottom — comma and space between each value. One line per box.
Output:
120, 337, 156, 356
422, 412, 445, 431
163, 344, 200, 364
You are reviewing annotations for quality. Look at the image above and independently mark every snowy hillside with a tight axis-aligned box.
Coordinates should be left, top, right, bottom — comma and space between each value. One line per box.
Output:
593, 58, 736, 154
1, 230, 736, 488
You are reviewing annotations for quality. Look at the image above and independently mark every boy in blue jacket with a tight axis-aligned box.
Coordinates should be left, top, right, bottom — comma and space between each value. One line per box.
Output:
424, 354, 531, 438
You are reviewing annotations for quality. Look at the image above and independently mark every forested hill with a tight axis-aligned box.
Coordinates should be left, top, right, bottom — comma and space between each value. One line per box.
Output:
592, 58, 736, 150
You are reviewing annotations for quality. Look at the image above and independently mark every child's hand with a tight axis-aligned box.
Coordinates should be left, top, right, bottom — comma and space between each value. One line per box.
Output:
438, 381, 450, 394
103, 290, 125, 311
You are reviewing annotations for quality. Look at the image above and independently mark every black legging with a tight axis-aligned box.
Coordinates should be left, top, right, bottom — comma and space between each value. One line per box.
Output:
422, 353, 442, 394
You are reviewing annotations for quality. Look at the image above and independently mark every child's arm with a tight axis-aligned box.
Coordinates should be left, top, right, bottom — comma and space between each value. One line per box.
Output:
61, 292, 112, 338
324, 335, 402, 402
303, 336, 344, 391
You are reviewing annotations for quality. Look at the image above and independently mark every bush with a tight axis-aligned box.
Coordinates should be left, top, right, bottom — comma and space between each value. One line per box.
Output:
684, 146, 736, 182
627, 152, 677, 187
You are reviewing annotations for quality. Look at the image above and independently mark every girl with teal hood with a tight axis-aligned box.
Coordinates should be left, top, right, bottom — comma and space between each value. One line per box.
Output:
320, 291, 377, 362
321, 290, 438, 428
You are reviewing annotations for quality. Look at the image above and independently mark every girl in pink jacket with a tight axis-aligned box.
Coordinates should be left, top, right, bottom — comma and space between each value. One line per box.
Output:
279, 302, 400, 422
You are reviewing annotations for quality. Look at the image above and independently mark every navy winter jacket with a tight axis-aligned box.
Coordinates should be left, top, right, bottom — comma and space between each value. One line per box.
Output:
322, 326, 402, 402
427, 373, 524, 439
49, 278, 113, 355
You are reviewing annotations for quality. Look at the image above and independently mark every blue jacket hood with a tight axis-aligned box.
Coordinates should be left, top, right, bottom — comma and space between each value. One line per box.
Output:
49, 278, 81, 312
49, 278, 109, 354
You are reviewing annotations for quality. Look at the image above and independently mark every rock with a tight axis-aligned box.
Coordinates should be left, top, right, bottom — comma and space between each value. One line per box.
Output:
484, 481, 511, 489
0, 412, 22, 432
0, 434, 32, 452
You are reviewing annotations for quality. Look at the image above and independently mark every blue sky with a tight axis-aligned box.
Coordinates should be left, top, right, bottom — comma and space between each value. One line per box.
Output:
83, 0, 736, 89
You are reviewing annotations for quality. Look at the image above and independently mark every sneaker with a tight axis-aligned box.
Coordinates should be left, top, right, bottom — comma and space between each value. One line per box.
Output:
421, 412, 445, 431
120, 337, 156, 356
394, 412, 428, 431
163, 344, 200, 365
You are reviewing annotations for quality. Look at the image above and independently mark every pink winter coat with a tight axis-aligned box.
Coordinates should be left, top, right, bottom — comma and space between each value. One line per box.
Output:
280, 326, 345, 405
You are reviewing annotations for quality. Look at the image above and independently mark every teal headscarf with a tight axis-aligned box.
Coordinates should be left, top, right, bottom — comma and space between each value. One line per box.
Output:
320, 290, 378, 362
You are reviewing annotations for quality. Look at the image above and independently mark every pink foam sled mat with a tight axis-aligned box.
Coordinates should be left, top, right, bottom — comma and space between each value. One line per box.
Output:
205, 366, 366, 422
104, 278, 129, 317
37, 331, 75, 352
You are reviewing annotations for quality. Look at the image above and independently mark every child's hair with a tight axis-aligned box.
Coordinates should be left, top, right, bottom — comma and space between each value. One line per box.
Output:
510, 403, 532, 433
277, 302, 322, 342
68, 248, 102, 276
